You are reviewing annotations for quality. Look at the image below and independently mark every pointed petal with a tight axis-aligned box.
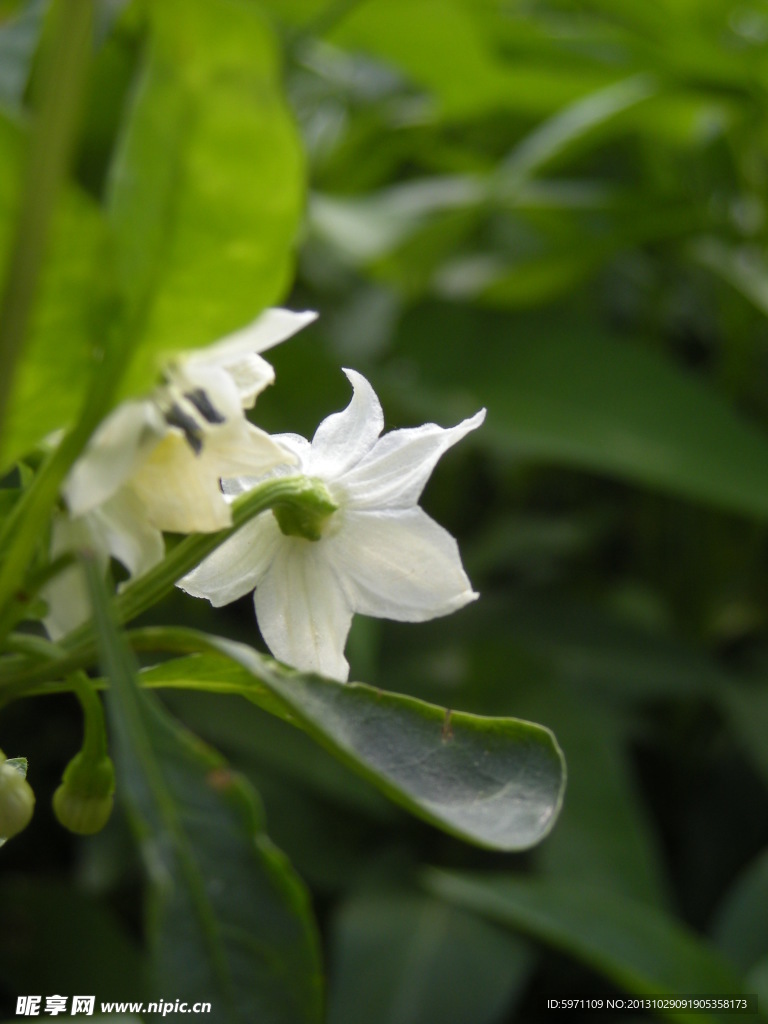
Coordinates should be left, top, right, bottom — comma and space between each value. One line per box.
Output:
309, 369, 384, 479
64, 400, 167, 515
254, 540, 353, 681
179, 512, 281, 606
327, 507, 478, 622
186, 309, 318, 407
211, 352, 274, 409
207, 308, 318, 358
342, 408, 486, 509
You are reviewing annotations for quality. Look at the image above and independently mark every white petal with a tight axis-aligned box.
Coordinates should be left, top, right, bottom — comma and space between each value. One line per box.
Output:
327, 507, 478, 621
42, 564, 92, 640
42, 514, 111, 640
64, 400, 167, 516
208, 308, 319, 357
187, 308, 318, 407
179, 512, 282, 606
93, 490, 165, 580
211, 352, 275, 409
341, 408, 486, 509
254, 540, 353, 681
127, 434, 232, 533
127, 421, 290, 534
309, 369, 384, 480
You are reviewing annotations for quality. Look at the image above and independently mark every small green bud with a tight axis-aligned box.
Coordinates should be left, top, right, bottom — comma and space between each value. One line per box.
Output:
0, 757, 35, 840
53, 752, 115, 836
273, 479, 338, 541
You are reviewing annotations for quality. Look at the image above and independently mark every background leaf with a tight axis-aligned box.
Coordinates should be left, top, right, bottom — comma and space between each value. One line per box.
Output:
427, 871, 755, 1024
86, 571, 323, 1024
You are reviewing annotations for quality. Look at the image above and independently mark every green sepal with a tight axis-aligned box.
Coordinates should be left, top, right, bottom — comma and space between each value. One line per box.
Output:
272, 478, 338, 541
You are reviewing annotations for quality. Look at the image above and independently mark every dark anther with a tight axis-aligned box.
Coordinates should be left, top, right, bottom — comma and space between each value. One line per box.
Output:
165, 402, 204, 455
184, 388, 225, 425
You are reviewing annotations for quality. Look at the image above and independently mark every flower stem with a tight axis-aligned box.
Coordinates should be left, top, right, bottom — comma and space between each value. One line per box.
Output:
69, 671, 109, 764
0, 475, 336, 693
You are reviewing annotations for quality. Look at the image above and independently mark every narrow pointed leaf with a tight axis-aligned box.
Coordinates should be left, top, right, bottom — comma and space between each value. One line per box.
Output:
427, 872, 755, 1024
136, 634, 566, 851
83, 567, 323, 1024
392, 308, 768, 521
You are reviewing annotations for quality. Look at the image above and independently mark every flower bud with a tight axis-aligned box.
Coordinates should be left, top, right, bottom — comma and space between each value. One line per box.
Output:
0, 758, 35, 840
53, 752, 115, 836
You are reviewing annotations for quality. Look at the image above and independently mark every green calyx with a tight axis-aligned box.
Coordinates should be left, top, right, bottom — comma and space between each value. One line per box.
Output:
0, 752, 35, 840
272, 478, 338, 541
53, 751, 115, 835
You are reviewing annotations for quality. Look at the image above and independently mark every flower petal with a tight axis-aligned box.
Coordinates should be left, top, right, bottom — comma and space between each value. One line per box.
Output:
179, 512, 282, 607
254, 539, 353, 681
64, 400, 167, 516
188, 308, 318, 407
127, 421, 289, 534
42, 514, 110, 640
309, 369, 384, 480
327, 507, 478, 621
341, 408, 486, 509
208, 308, 319, 357
94, 490, 165, 581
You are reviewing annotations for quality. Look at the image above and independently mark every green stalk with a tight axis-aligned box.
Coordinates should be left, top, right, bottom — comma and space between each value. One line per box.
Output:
0, 474, 336, 694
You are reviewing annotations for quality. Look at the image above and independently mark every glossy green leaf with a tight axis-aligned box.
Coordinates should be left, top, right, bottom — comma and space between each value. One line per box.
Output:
389, 307, 768, 521
427, 872, 753, 1024
85, 571, 323, 1024
328, 889, 532, 1024
136, 633, 566, 851
108, 0, 304, 393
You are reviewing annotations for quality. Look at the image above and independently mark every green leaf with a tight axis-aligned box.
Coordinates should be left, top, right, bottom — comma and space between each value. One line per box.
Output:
0, 0, 45, 109
328, 889, 532, 1024
108, 0, 304, 393
718, 682, 768, 791
389, 306, 768, 521
0, 876, 149, 1005
711, 847, 768, 974
427, 872, 753, 1024
84, 568, 323, 1024
135, 633, 566, 852
0, 115, 110, 471
327, 0, 611, 119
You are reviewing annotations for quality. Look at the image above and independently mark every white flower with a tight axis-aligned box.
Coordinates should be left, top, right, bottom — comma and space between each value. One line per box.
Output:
43, 308, 316, 638
65, 308, 317, 533
179, 369, 485, 681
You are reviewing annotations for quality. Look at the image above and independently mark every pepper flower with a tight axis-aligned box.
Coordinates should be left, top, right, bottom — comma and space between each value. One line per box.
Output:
179, 369, 485, 681
43, 308, 316, 639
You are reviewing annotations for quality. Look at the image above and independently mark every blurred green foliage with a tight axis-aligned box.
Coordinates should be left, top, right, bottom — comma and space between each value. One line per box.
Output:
3, 0, 768, 1020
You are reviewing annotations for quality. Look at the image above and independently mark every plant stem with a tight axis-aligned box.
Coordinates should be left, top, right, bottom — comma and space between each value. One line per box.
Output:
0, 475, 335, 693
